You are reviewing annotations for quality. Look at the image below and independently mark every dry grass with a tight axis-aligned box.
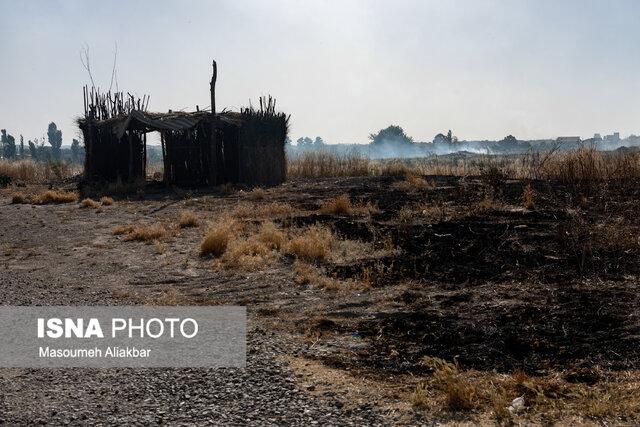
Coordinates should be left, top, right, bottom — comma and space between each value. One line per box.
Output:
32, 189, 78, 204
286, 225, 334, 261
258, 220, 286, 250
392, 172, 435, 192
0, 159, 76, 183
320, 194, 378, 216
293, 261, 338, 288
79, 198, 100, 209
320, 194, 353, 215
247, 187, 267, 200
407, 357, 640, 423
288, 151, 372, 178
11, 192, 26, 204
100, 196, 114, 206
178, 210, 199, 228
522, 183, 536, 209
200, 217, 238, 257
216, 237, 272, 270
123, 223, 167, 242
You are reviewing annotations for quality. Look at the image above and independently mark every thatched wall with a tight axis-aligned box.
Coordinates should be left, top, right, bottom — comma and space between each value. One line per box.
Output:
81, 121, 145, 182
236, 111, 288, 185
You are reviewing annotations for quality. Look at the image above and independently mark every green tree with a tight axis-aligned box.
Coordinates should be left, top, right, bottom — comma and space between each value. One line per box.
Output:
369, 125, 413, 145
19, 135, 25, 158
4, 134, 16, 159
28, 140, 38, 160
47, 122, 63, 160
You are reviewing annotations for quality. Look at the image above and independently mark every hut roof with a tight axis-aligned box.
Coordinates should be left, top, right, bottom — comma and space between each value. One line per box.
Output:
82, 110, 244, 139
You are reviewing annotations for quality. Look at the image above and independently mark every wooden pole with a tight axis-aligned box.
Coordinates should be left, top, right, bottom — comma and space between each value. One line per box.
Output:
210, 60, 217, 115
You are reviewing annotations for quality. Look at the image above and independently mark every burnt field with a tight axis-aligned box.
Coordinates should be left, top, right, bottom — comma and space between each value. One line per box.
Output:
1, 151, 640, 424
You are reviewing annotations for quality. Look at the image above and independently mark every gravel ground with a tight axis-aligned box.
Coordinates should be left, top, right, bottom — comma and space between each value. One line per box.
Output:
0, 270, 390, 426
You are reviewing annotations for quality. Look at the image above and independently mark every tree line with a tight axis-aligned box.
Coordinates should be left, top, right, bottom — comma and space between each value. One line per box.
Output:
0, 122, 83, 163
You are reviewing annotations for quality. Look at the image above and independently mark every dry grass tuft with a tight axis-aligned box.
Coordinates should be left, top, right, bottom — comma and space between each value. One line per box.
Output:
320, 194, 352, 215
247, 187, 267, 200
100, 196, 114, 206
11, 192, 26, 204
113, 224, 135, 235
32, 189, 78, 204
522, 183, 536, 209
286, 225, 334, 261
200, 217, 237, 257
293, 261, 340, 289
79, 198, 100, 209
392, 172, 435, 192
217, 237, 272, 270
121, 223, 167, 242
178, 210, 199, 228
422, 357, 477, 411
258, 220, 286, 250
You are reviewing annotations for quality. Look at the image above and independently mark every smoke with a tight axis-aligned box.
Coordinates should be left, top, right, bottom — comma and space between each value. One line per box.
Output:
288, 134, 640, 160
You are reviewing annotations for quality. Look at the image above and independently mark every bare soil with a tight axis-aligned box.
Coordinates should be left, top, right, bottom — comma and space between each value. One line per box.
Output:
1, 174, 639, 424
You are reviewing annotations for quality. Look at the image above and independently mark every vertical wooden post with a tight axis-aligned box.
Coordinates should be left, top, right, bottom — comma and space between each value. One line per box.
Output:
143, 132, 147, 180
128, 131, 134, 181
209, 59, 218, 186
210, 60, 217, 115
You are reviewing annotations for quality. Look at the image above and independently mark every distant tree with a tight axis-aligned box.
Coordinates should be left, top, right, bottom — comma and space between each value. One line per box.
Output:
433, 133, 447, 144
28, 140, 38, 160
19, 135, 25, 158
4, 134, 16, 159
285, 137, 292, 146
447, 130, 453, 143
501, 135, 517, 145
314, 136, 325, 146
369, 125, 413, 145
47, 122, 63, 160
1, 130, 6, 157
296, 137, 306, 146
303, 137, 313, 146
71, 139, 81, 163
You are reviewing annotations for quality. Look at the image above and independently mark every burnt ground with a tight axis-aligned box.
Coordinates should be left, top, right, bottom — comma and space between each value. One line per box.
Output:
1, 174, 639, 424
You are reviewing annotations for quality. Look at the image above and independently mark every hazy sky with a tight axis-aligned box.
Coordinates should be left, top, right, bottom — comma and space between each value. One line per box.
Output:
1, 0, 639, 144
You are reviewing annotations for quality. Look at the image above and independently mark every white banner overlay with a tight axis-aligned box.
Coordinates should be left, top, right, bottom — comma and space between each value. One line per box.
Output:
0, 306, 246, 368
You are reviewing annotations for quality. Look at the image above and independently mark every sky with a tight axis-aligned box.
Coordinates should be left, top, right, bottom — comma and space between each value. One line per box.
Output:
1, 0, 639, 145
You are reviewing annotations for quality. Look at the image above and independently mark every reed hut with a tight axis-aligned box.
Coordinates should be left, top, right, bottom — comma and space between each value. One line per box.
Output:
78, 61, 288, 187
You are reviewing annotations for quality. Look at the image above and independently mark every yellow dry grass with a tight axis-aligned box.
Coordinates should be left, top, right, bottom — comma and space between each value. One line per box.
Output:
200, 217, 238, 257
320, 194, 353, 215
178, 210, 199, 228
0, 159, 76, 183
286, 225, 334, 261
114, 223, 167, 242
258, 220, 286, 250
100, 196, 114, 206
288, 151, 372, 178
79, 198, 100, 209
32, 189, 78, 204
